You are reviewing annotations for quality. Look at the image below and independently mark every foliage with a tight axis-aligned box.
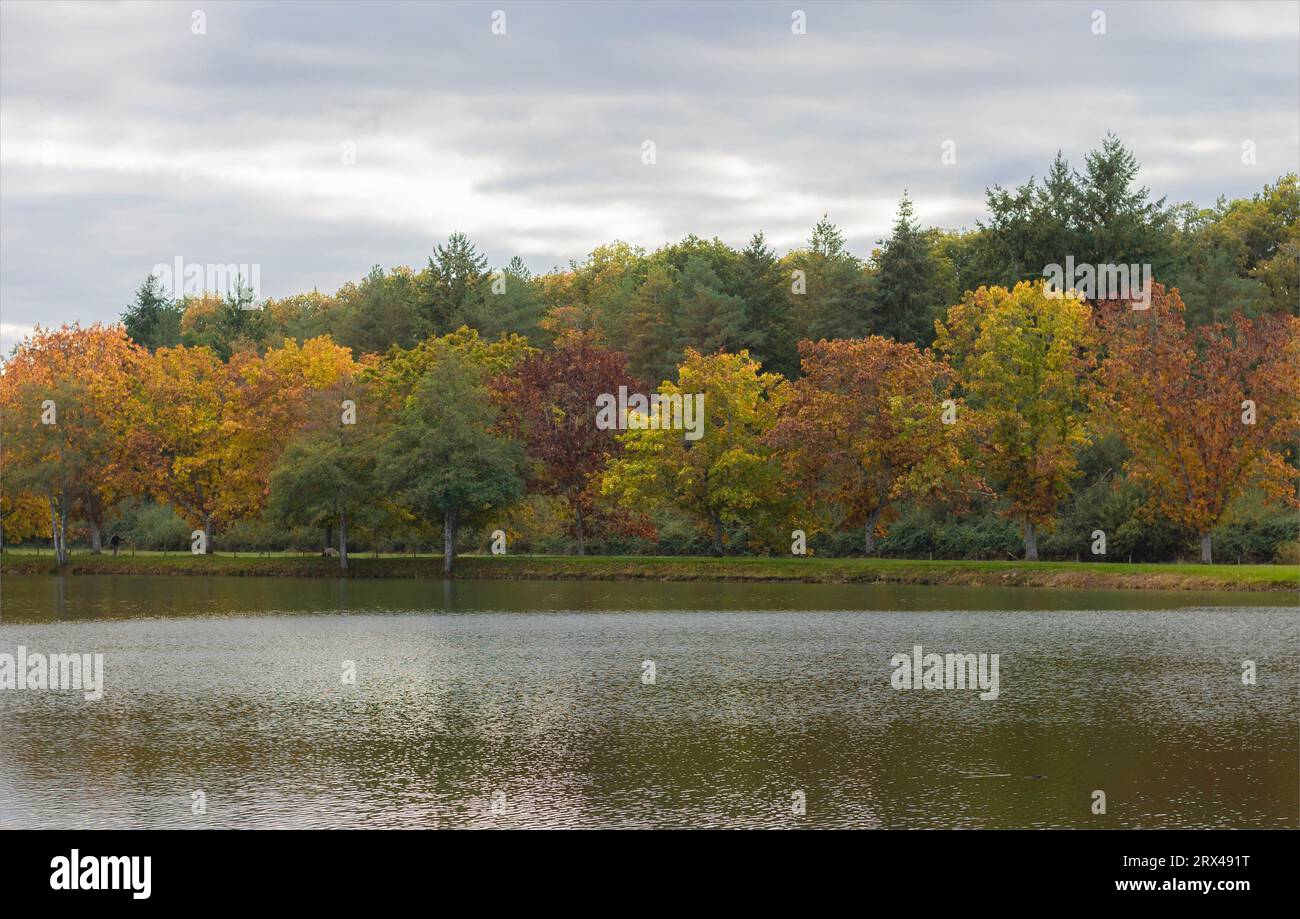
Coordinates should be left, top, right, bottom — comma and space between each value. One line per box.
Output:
0, 324, 143, 560
6, 139, 1298, 567
770, 337, 974, 553
602, 349, 787, 555
1093, 283, 1299, 561
493, 330, 635, 553
377, 342, 525, 573
934, 282, 1095, 558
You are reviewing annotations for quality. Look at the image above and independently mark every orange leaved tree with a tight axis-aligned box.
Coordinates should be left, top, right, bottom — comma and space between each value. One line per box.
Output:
1094, 283, 1299, 563
0, 324, 143, 561
769, 337, 974, 554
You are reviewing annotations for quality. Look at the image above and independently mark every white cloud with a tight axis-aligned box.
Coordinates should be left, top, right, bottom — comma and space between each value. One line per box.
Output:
0, 322, 35, 357
0, 0, 1296, 331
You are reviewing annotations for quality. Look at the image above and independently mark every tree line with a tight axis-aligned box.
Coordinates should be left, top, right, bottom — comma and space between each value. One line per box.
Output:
2, 137, 1297, 570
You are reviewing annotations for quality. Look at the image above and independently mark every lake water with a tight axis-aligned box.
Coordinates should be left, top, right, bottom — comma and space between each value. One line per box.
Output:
1, 575, 1296, 828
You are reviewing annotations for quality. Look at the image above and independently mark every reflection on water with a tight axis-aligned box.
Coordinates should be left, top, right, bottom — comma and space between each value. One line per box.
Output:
0, 575, 1296, 828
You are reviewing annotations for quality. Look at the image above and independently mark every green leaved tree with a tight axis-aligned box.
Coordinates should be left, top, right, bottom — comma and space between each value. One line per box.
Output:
378, 343, 525, 574
268, 391, 380, 571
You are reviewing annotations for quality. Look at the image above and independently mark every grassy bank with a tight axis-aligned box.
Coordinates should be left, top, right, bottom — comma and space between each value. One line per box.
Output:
2, 550, 1296, 592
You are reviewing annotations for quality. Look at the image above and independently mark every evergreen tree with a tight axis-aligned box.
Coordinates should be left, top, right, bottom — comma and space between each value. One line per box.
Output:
334, 266, 426, 356
677, 254, 748, 358
979, 136, 1174, 287
1177, 244, 1264, 324
461, 255, 548, 341
423, 232, 490, 333
1074, 133, 1172, 268
795, 216, 873, 341
810, 215, 848, 259
178, 289, 267, 359
732, 232, 797, 377
625, 263, 683, 385
121, 275, 183, 351
869, 194, 955, 346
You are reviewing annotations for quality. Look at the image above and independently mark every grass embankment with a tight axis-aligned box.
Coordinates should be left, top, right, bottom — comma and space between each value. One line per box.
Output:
1, 550, 1296, 592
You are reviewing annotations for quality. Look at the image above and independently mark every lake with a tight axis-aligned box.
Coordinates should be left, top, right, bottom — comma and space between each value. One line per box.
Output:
1, 575, 1296, 828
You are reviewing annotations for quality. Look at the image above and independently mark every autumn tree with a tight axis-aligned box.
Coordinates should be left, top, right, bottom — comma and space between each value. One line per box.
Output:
494, 330, 636, 554
1094, 284, 1299, 563
0, 325, 143, 561
365, 326, 534, 414
252, 336, 359, 434
261, 290, 340, 344
602, 349, 786, 556
2, 378, 90, 565
125, 337, 357, 553
934, 282, 1095, 560
0, 488, 46, 551
770, 337, 974, 554
123, 345, 240, 552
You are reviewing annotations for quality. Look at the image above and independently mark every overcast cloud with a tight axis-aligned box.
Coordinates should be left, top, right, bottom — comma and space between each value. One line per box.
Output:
1, 0, 1297, 352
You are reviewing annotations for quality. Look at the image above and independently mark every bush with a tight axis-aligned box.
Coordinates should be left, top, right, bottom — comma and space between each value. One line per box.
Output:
1273, 541, 1300, 565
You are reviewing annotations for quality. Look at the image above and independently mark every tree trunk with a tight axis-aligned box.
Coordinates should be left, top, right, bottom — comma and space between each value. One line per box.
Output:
574, 500, 586, 557
325, 523, 333, 554
203, 515, 214, 555
864, 506, 885, 556
443, 508, 458, 576
49, 494, 68, 567
49, 496, 59, 565
338, 510, 349, 572
1023, 518, 1038, 561
1200, 532, 1213, 564
89, 520, 102, 555
710, 513, 724, 557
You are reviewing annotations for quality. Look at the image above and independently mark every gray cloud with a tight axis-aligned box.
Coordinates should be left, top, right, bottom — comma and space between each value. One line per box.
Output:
2, 0, 1297, 352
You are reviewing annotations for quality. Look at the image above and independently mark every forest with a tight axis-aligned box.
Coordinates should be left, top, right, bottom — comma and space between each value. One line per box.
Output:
2, 137, 1297, 572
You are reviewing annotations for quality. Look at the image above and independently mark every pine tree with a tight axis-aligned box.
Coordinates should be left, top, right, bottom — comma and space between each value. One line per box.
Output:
121, 275, 183, 351
733, 232, 797, 377
869, 194, 954, 346
797, 216, 873, 342
625, 263, 682, 385
677, 255, 747, 358
423, 232, 490, 333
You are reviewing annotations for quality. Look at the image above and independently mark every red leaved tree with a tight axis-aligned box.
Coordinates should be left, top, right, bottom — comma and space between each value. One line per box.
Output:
495, 330, 638, 554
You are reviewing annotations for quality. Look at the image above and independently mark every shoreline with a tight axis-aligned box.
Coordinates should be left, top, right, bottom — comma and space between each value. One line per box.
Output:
2, 553, 1296, 592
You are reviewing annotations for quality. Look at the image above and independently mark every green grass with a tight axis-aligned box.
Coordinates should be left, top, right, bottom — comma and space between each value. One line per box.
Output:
2, 548, 1296, 591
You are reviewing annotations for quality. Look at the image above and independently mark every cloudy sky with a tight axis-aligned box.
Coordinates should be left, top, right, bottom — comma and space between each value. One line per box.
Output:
1, 0, 1297, 351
